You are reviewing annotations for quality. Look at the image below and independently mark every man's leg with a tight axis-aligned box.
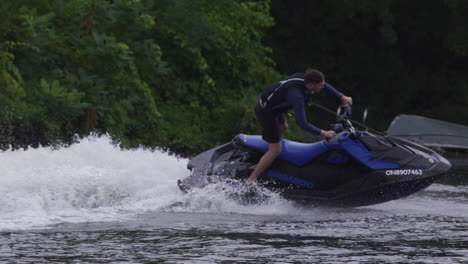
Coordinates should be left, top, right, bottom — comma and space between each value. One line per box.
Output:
247, 142, 281, 182
276, 114, 288, 137
278, 121, 288, 137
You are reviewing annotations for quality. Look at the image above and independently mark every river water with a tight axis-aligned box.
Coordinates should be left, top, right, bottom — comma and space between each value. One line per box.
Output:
0, 136, 466, 263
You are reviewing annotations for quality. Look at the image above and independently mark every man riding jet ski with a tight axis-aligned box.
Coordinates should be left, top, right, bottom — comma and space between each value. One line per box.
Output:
177, 104, 452, 207
248, 69, 353, 183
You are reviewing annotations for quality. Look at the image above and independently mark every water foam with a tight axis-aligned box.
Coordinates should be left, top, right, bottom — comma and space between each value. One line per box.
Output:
0, 135, 188, 230
1, 135, 465, 230
0, 135, 294, 230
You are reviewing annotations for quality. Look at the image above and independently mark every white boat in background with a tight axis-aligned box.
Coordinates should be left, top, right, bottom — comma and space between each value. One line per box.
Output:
387, 115, 468, 164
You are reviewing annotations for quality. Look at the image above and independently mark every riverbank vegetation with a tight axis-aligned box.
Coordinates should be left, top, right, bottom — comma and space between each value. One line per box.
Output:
1, 0, 467, 155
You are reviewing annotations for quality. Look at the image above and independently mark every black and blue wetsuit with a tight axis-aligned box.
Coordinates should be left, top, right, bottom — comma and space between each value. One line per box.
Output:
255, 73, 343, 143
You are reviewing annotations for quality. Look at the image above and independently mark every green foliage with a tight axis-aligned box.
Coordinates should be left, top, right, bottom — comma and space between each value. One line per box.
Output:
143, 0, 279, 152
0, 0, 279, 154
5, 0, 466, 155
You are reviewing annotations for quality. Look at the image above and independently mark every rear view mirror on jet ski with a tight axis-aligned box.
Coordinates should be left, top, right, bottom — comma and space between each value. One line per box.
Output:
177, 104, 452, 207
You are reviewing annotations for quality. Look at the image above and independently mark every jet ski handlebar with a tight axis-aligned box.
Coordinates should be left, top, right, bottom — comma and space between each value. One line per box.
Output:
329, 104, 357, 136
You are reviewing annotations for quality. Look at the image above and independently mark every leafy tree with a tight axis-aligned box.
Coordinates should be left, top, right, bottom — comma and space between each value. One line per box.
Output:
0, 0, 280, 155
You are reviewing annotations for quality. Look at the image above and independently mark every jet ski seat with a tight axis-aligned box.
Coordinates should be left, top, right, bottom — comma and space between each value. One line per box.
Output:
234, 134, 328, 166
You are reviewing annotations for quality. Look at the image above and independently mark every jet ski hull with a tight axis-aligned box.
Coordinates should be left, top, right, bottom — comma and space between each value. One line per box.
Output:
178, 132, 452, 207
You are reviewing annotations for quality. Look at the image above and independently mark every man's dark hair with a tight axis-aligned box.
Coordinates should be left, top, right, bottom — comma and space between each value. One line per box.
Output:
304, 68, 324, 84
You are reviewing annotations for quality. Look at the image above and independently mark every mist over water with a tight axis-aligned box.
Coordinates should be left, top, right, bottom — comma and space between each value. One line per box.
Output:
0, 135, 467, 263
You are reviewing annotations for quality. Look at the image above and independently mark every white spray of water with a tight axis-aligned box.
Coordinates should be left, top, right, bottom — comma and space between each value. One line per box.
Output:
1, 135, 465, 230
0, 135, 294, 230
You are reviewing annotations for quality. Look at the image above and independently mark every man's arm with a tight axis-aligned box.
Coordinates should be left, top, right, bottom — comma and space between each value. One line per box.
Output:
286, 88, 322, 135
324, 82, 353, 105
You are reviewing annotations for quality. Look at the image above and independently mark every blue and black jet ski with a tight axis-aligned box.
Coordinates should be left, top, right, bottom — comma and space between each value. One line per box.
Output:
177, 105, 452, 207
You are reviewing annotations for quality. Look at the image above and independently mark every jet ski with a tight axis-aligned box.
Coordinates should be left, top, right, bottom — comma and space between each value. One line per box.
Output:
177, 105, 452, 207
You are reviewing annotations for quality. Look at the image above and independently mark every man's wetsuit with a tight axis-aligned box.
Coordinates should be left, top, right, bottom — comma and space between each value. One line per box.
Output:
255, 73, 343, 143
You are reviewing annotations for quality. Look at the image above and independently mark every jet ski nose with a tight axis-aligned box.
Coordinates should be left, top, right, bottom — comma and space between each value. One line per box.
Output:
437, 153, 451, 168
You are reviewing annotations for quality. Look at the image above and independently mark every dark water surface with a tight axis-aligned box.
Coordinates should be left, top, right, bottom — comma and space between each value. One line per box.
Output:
0, 138, 466, 263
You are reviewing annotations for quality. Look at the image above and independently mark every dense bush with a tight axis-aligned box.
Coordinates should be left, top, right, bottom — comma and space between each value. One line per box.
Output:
0, 0, 279, 154
1, 0, 467, 155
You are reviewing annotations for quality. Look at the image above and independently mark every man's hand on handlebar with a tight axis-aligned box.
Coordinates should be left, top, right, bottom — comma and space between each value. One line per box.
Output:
340, 96, 353, 105
320, 130, 337, 139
